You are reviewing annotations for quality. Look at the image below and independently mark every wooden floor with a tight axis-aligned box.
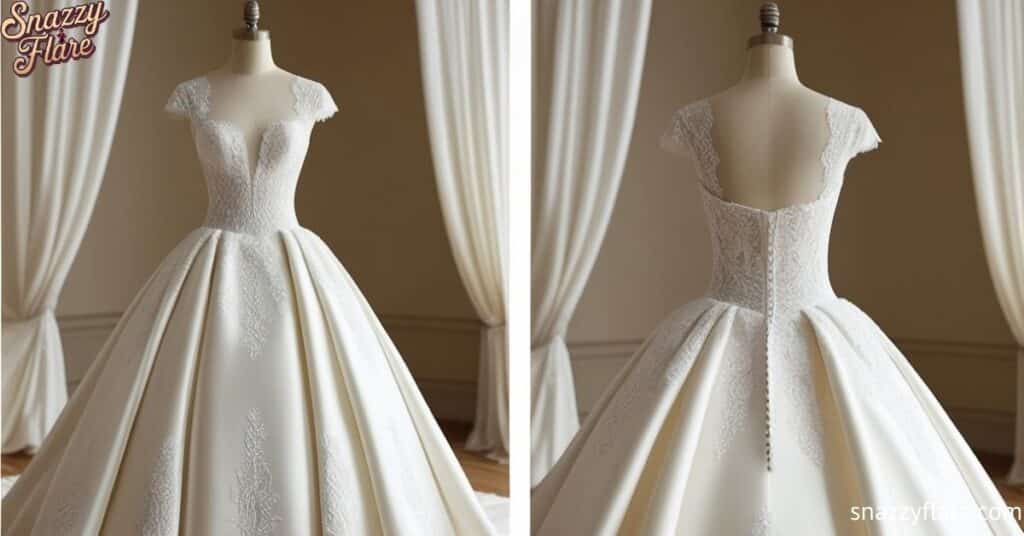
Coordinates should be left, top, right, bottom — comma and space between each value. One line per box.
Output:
2, 421, 510, 498
442, 420, 509, 496
978, 453, 1024, 528
1, 451, 30, 477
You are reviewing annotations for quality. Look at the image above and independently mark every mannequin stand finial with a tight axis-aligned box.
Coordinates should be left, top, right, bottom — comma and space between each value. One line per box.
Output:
748, 2, 792, 49
233, 1, 269, 41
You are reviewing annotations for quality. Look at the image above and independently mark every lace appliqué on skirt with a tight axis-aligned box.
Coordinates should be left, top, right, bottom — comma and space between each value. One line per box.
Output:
234, 408, 281, 536
319, 434, 352, 536
140, 440, 178, 536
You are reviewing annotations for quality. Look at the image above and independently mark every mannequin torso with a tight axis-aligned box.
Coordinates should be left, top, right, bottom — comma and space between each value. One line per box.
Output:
707, 44, 831, 210
203, 38, 298, 173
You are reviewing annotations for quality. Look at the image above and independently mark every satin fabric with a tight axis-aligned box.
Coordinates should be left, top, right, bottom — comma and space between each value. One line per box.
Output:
533, 97, 1021, 535
2, 228, 494, 535
4, 73, 494, 535
533, 299, 1021, 535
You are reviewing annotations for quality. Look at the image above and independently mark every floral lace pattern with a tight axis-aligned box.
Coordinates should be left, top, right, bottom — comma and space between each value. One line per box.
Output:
667, 97, 878, 470
714, 313, 760, 460
750, 503, 770, 536
140, 440, 178, 536
165, 77, 211, 119
592, 300, 726, 458
164, 75, 337, 235
191, 117, 305, 235
236, 235, 289, 361
50, 470, 83, 536
663, 100, 722, 196
702, 190, 768, 312
54, 504, 76, 536
319, 434, 352, 536
291, 77, 338, 123
234, 409, 281, 536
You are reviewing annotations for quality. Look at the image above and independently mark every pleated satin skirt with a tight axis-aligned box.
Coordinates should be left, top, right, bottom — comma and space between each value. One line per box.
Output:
532, 298, 1021, 536
2, 226, 494, 536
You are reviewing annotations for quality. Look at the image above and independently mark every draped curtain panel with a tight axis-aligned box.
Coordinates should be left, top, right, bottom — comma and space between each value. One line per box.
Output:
415, 0, 510, 459
1, 0, 138, 453
531, 0, 652, 483
957, 0, 1024, 483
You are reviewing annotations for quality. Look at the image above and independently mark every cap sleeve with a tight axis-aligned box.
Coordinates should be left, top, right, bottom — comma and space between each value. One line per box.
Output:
854, 108, 881, 155
660, 109, 690, 157
292, 78, 338, 123
164, 77, 209, 120
165, 82, 190, 118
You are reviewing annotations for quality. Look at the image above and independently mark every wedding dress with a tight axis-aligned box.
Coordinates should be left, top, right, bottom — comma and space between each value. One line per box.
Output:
2, 75, 494, 536
531, 98, 1023, 535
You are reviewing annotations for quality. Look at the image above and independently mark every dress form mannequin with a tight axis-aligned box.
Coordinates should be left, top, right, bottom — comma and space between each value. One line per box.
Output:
708, 3, 831, 210
204, 1, 297, 172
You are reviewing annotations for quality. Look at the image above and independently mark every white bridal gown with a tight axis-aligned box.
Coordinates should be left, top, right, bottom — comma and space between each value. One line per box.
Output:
531, 99, 1023, 536
2, 75, 494, 536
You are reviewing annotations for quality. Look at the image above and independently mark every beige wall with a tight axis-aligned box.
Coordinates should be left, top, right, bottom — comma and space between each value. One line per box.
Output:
567, 0, 1018, 453
57, 1, 481, 417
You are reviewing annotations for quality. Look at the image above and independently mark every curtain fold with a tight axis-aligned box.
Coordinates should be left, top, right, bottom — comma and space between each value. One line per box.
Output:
957, 0, 1024, 483
2, 0, 138, 453
531, 0, 652, 483
415, 0, 509, 459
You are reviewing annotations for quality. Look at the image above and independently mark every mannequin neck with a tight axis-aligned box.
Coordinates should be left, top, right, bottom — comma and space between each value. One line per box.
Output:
226, 38, 277, 75
741, 44, 799, 84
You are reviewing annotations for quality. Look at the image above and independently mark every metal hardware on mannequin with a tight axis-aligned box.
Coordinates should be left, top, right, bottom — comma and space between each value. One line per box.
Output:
747, 2, 793, 50
232, 0, 269, 41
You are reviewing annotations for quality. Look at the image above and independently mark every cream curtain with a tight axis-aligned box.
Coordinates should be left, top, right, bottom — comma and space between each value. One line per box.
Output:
415, 0, 509, 459
2, 0, 138, 453
532, 0, 652, 483
957, 0, 1024, 484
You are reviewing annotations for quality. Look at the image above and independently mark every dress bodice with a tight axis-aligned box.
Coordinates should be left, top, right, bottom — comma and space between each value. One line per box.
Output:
165, 75, 337, 235
662, 98, 881, 315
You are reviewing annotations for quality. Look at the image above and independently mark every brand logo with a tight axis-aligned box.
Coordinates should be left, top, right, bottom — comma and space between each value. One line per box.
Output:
1, 1, 111, 77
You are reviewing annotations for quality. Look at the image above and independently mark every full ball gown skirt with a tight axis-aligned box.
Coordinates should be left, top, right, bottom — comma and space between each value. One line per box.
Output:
531, 98, 1023, 535
2, 75, 494, 535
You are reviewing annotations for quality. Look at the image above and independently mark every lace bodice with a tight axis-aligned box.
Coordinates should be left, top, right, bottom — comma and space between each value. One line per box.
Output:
662, 97, 881, 314
166, 75, 338, 235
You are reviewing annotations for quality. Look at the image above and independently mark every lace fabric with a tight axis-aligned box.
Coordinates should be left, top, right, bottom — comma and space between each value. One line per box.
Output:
667, 97, 879, 469
164, 75, 337, 235
233, 408, 281, 536
662, 100, 722, 196
534, 98, 1019, 535
665, 95, 881, 315
140, 440, 178, 536
1, 76, 498, 536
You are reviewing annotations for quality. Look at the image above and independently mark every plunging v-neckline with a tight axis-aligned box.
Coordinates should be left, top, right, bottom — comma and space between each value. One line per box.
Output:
198, 75, 302, 179
202, 118, 293, 179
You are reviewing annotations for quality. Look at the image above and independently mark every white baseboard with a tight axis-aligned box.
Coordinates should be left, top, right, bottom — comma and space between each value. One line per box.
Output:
568, 337, 1019, 455
57, 312, 481, 423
